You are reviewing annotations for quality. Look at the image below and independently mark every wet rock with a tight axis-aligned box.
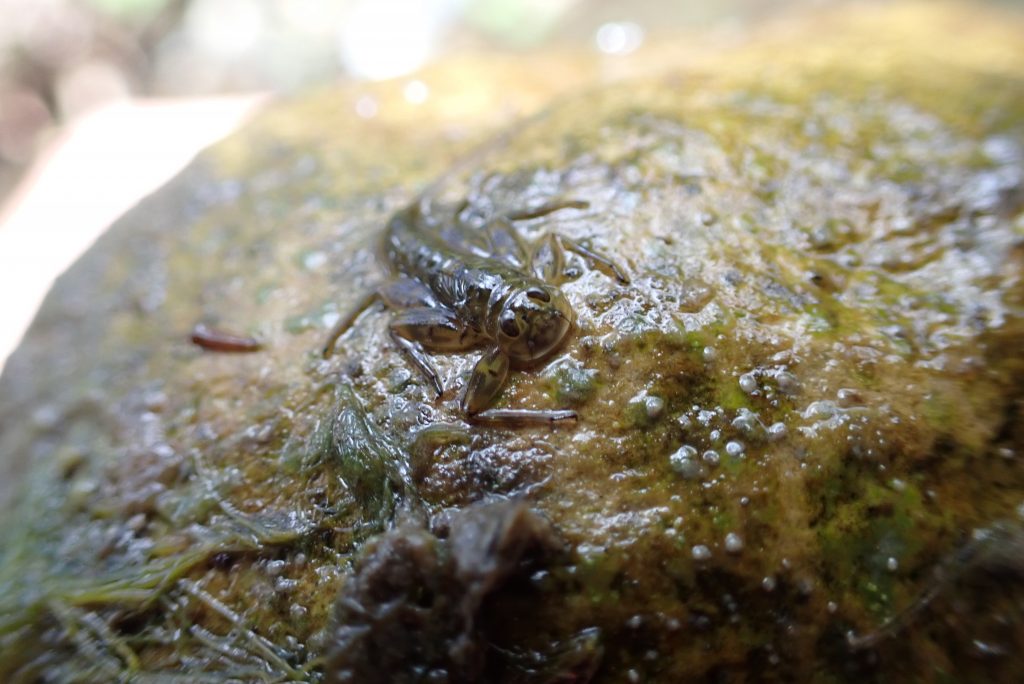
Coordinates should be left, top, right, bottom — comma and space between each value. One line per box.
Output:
0, 4, 1022, 682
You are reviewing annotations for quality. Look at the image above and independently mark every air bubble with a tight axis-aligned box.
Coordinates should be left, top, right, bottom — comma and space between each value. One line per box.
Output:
724, 533, 744, 554
731, 409, 762, 437
645, 395, 665, 419
803, 400, 838, 420
670, 446, 706, 480
691, 544, 712, 561
739, 373, 758, 393
725, 441, 745, 457
774, 370, 801, 394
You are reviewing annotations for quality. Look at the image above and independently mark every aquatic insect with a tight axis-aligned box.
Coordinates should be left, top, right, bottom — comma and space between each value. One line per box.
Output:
190, 323, 262, 353
322, 191, 628, 426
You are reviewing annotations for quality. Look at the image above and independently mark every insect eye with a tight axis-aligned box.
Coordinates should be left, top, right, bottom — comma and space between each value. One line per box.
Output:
526, 287, 550, 303
499, 313, 520, 337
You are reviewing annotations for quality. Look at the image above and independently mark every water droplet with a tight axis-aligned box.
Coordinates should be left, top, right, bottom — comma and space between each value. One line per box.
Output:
762, 576, 776, 591
670, 446, 706, 480
645, 395, 665, 419
731, 409, 763, 437
275, 577, 299, 592
702, 449, 720, 466
803, 400, 838, 420
703, 346, 716, 362
725, 441, 745, 457
767, 422, 787, 440
739, 373, 758, 393
691, 544, 712, 561
724, 533, 744, 554
774, 370, 801, 394
886, 557, 899, 572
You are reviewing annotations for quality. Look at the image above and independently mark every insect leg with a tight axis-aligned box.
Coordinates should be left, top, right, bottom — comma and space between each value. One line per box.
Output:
560, 236, 631, 284
462, 347, 579, 425
322, 290, 380, 358
460, 346, 511, 415
529, 233, 566, 284
470, 408, 578, 427
390, 332, 444, 397
391, 307, 487, 397
506, 199, 590, 221
483, 216, 531, 268
379, 277, 438, 309
391, 307, 487, 352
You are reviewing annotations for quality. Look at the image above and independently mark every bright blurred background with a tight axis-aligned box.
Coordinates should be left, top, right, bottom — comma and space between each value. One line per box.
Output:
0, 0, 799, 205
0, 0, 1019, 372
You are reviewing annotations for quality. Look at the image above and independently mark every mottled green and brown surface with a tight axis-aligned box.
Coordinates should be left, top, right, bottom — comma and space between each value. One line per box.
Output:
2, 2, 1024, 682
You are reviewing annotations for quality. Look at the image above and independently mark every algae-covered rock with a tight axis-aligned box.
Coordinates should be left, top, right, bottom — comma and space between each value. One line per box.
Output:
2, 3, 1024, 681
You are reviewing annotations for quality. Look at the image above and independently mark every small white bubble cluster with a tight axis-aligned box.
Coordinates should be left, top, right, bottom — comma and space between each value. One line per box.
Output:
670, 445, 705, 480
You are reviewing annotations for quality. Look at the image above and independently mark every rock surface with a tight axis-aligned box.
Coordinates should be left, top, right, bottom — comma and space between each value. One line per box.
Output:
1, 3, 1023, 681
